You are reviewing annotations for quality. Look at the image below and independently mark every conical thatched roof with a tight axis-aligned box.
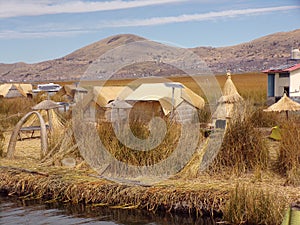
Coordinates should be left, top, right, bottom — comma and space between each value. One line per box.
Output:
219, 73, 243, 103
264, 93, 300, 112
213, 73, 243, 120
32, 100, 60, 110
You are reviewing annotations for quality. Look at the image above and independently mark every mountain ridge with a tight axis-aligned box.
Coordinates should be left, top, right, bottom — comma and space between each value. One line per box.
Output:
1, 30, 299, 82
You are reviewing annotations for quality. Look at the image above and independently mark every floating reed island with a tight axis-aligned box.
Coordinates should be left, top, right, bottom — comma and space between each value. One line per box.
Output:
1, 75, 300, 224
1, 108, 300, 225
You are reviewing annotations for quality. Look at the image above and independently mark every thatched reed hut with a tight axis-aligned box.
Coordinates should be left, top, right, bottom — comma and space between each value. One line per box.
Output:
0, 83, 32, 98
82, 86, 133, 122
212, 72, 243, 127
125, 82, 205, 123
56, 84, 88, 103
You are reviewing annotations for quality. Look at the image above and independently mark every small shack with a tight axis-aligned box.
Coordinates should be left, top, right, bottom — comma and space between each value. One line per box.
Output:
0, 83, 32, 98
82, 86, 133, 122
263, 62, 300, 104
125, 82, 205, 123
56, 84, 88, 103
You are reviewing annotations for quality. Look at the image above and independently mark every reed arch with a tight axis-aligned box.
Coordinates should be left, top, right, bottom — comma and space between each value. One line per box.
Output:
7, 111, 48, 159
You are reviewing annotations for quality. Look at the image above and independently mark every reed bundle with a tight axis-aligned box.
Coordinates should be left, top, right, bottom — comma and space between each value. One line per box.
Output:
0, 167, 226, 218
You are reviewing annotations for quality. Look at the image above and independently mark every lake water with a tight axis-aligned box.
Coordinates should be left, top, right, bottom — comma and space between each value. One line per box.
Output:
0, 194, 217, 225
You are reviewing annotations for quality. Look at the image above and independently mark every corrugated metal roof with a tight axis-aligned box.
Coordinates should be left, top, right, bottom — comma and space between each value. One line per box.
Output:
263, 62, 300, 73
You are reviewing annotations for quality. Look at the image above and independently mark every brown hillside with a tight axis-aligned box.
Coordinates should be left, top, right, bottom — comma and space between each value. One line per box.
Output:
192, 29, 300, 73
0, 34, 145, 82
0, 29, 299, 82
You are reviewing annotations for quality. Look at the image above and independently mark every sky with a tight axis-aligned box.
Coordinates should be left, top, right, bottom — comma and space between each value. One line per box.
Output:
0, 0, 299, 64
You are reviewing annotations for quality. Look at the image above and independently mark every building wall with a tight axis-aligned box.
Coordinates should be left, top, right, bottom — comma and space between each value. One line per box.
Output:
274, 73, 289, 97
290, 70, 300, 97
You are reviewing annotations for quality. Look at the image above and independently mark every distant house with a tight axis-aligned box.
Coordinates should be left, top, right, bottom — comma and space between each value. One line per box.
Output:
0, 83, 32, 98
32, 83, 62, 95
263, 63, 300, 103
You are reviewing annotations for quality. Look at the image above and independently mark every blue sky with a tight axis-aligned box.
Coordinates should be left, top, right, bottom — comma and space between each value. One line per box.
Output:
0, 0, 299, 63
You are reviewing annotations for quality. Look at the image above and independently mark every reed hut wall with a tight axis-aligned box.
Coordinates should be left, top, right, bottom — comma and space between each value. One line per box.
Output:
174, 101, 198, 123
128, 100, 165, 123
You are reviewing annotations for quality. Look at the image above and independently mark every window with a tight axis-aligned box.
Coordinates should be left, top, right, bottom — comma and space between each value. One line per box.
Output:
279, 72, 289, 78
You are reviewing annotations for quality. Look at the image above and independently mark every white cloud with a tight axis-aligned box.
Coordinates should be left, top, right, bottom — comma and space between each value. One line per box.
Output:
0, 5, 299, 39
0, 30, 90, 39
0, 0, 187, 18
104, 5, 300, 27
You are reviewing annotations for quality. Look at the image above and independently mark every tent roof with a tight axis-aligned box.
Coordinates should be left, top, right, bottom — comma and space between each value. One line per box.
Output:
32, 100, 60, 110
93, 86, 133, 107
105, 99, 132, 109
0, 84, 12, 97
264, 93, 300, 112
64, 85, 88, 96
125, 83, 205, 115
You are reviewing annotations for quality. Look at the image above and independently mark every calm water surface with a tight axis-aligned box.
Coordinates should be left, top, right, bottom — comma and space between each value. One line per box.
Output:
0, 194, 217, 225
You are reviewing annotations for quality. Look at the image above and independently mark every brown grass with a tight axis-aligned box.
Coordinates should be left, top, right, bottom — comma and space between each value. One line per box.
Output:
97, 120, 183, 166
209, 103, 269, 175
223, 184, 288, 225
76, 72, 267, 104
0, 98, 35, 129
276, 119, 300, 186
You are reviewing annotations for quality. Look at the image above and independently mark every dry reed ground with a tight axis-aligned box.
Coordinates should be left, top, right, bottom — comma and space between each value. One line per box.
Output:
1, 129, 299, 224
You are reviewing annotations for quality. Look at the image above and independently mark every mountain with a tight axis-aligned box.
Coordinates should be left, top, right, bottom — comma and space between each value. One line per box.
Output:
0, 29, 300, 82
0, 34, 145, 82
192, 29, 300, 73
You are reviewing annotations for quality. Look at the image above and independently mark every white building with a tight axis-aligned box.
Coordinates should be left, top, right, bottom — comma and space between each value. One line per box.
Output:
263, 63, 300, 103
32, 83, 62, 94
